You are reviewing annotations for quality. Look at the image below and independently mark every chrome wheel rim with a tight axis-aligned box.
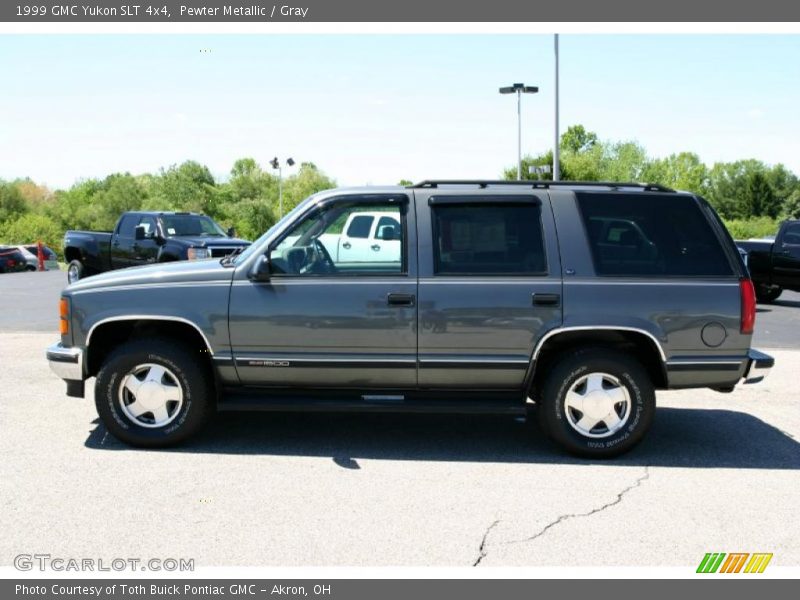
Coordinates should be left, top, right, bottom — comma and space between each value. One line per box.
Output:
67, 264, 80, 283
564, 372, 631, 438
118, 363, 184, 428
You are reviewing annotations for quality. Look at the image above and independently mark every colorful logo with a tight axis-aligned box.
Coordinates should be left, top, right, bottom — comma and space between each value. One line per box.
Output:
696, 553, 773, 573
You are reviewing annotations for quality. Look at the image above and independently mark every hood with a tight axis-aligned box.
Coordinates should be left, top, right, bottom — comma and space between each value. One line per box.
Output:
65, 257, 234, 294
167, 236, 251, 248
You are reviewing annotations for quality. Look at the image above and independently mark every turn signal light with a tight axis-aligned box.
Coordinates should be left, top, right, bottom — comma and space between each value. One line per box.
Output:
59, 297, 69, 335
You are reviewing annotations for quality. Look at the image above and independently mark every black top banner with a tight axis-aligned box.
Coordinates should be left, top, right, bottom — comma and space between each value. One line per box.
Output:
3, 0, 800, 22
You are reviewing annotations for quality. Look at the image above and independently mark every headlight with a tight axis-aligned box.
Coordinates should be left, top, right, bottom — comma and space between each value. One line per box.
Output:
187, 247, 209, 260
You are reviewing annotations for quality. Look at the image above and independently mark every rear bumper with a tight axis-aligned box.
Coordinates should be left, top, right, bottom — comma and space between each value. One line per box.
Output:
46, 343, 84, 381
743, 348, 774, 384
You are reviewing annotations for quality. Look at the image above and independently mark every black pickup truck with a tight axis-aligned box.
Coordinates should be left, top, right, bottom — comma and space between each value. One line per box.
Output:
737, 220, 800, 303
63, 211, 250, 283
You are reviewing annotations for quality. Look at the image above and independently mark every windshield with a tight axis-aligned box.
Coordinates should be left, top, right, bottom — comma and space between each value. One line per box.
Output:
160, 215, 227, 237
231, 193, 322, 266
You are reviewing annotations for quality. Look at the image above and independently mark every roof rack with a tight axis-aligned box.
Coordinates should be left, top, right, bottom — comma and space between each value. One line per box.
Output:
408, 180, 675, 193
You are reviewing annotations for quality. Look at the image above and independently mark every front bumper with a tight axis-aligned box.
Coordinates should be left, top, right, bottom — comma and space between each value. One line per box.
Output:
743, 348, 774, 384
46, 342, 84, 381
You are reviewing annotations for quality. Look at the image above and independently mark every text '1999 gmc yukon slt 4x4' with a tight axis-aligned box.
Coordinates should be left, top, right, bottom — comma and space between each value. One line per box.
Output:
46, 181, 774, 458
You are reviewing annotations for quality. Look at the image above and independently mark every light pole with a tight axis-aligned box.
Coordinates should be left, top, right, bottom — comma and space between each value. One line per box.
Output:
553, 34, 560, 181
499, 83, 539, 180
270, 157, 295, 218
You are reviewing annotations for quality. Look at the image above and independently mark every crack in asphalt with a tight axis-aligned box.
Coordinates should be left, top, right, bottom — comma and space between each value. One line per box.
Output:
506, 466, 651, 546
472, 466, 650, 566
472, 519, 500, 567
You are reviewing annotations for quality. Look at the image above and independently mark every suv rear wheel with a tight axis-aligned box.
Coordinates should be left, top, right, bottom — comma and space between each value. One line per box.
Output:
537, 348, 655, 458
95, 338, 214, 447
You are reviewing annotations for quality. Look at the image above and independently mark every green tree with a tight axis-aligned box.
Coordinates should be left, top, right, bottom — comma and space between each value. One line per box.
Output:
641, 152, 708, 194
0, 213, 64, 254
784, 190, 800, 219
707, 160, 768, 219
281, 162, 336, 214
744, 171, 779, 218
0, 181, 28, 223
560, 125, 599, 154
146, 161, 217, 216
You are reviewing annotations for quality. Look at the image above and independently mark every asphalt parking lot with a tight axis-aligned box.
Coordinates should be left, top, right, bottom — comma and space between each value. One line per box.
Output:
0, 270, 798, 568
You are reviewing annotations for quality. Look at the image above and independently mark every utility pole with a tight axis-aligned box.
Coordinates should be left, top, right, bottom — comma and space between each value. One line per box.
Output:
554, 33, 561, 181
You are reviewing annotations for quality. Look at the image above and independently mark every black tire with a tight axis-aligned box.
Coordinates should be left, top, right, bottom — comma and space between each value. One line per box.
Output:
537, 348, 655, 458
26, 264, 37, 272
95, 338, 214, 448
67, 259, 84, 284
755, 284, 782, 304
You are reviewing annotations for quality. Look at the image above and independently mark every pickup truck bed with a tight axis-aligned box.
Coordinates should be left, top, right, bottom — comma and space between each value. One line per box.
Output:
737, 220, 800, 302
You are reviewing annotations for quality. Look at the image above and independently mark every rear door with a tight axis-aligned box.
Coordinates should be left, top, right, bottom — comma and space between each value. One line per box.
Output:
415, 190, 563, 389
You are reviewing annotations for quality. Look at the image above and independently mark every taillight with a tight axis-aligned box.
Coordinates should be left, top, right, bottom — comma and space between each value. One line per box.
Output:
59, 297, 69, 336
740, 278, 756, 335
8, 260, 15, 267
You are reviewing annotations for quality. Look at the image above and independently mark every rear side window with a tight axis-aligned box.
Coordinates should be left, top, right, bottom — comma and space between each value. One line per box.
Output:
432, 203, 547, 275
346, 215, 374, 239
577, 193, 734, 277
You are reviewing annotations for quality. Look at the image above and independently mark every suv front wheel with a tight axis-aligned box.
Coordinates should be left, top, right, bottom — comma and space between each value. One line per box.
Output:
537, 348, 655, 458
95, 338, 214, 447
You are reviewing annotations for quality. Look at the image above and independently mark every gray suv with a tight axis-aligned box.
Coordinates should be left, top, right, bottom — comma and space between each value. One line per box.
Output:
46, 181, 773, 457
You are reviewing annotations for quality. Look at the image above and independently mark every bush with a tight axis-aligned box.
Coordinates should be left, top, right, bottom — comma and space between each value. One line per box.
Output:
723, 216, 780, 240
0, 213, 64, 257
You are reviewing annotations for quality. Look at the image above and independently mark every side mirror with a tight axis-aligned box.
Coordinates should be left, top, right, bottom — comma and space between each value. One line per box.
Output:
134, 225, 146, 240
249, 255, 271, 282
227, 226, 236, 238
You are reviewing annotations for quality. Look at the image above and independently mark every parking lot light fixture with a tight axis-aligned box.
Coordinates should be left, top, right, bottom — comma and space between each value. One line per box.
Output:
270, 157, 296, 218
499, 83, 539, 180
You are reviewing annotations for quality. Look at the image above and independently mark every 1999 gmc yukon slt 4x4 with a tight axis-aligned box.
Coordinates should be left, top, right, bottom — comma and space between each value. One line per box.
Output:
46, 181, 774, 457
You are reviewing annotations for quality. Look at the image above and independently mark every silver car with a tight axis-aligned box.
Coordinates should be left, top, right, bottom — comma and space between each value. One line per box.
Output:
15, 245, 59, 271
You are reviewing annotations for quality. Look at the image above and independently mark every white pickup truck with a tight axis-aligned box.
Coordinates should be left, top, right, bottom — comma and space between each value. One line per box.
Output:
320, 211, 401, 263
282, 211, 402, 266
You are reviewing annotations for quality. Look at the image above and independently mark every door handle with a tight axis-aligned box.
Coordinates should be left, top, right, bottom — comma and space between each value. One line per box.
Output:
371, 244, 381, 251
532, 293, 560, 306
342, 241, 351, 249
387, 293, 415, 307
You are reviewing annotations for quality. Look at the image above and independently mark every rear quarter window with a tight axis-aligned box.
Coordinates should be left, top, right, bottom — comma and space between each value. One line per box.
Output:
577, 192, 734, 277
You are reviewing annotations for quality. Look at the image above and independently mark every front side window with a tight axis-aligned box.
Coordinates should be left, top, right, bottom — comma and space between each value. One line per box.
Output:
269, 197, 406, 276
432, 203, 547, 275
136, 216, 157, 237
577, 192, 734, 277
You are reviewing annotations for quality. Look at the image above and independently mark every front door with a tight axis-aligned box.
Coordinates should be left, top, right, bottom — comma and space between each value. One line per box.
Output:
228, 193, 417, 388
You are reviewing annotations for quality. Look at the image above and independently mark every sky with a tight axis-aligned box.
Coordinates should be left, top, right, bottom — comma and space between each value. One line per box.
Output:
0, 34, 798, 189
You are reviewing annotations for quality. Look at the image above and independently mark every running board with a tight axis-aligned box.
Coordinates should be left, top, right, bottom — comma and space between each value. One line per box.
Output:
217, 388, 525, 415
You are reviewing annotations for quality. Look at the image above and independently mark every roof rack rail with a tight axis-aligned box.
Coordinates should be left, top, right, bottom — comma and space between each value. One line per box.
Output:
407, 180, 675, 193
